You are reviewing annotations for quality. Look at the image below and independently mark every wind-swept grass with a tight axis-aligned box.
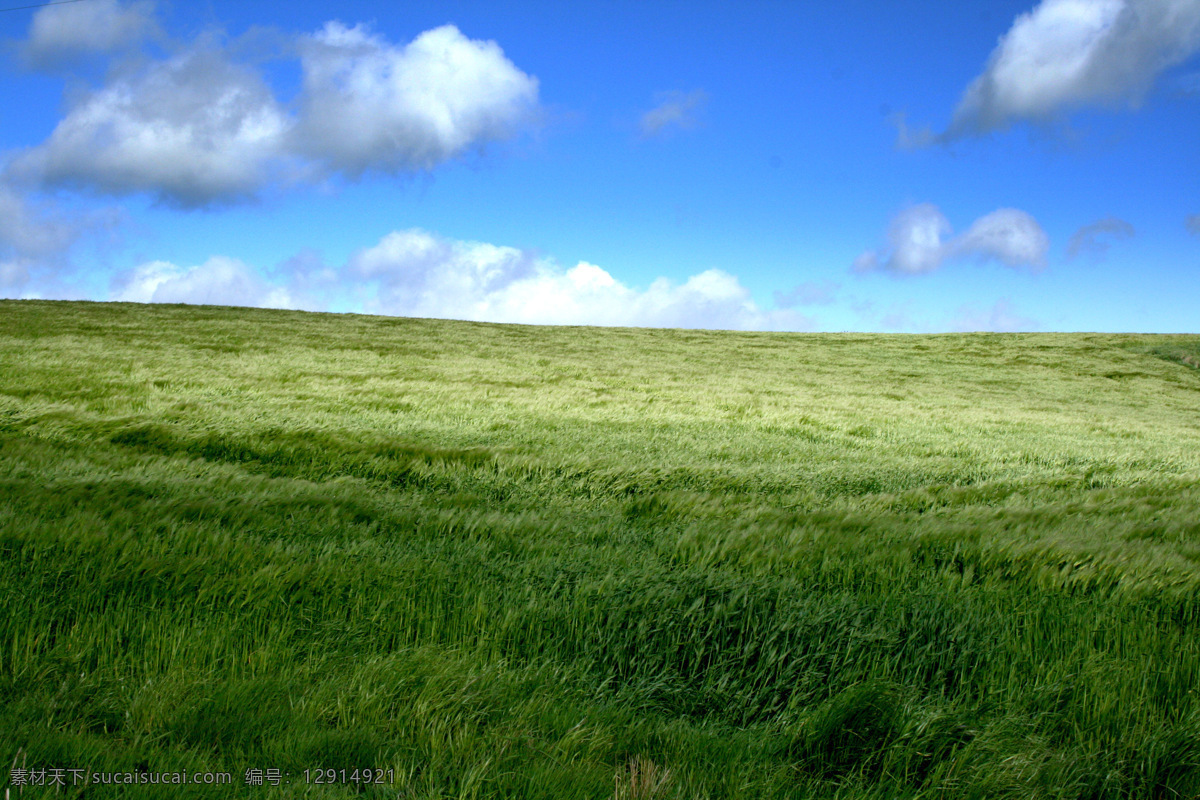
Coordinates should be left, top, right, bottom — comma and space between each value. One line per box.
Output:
1, 299, 1199, 798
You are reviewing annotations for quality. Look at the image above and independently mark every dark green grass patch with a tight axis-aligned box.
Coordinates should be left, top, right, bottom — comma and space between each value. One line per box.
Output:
1132, 335, 1200, 372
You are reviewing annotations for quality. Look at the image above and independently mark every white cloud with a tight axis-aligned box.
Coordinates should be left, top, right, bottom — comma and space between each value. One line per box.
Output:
1186, 213, 1200, 234
347, 229, 810, 330
951, 299, 1040, 332
99, 230, 814, 330
111, 257, 295, 307
950, 208, 1050, 268
349, 229, 538, 305
854, 203, 1048, 275
1067, 216, 1135, 258
22, 0, 158, 67
12, 21, 539, 206
869, 203, 953, 275
639, 90, 708, 138
13, 46, 291, 208
944, 0, 1200, 140
292, 23, 539, 177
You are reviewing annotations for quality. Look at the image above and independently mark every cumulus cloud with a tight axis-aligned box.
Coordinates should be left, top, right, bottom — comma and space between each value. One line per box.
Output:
1187, 213, 1200, 234
292, 23, 538, 177
639, 90, 708, 138
348, 229, 808, 330
11, 21, 539, 206
853, 203, 1048, 275
855, 204, 953, 275
99, 229, 815, 330
12, 46, 290, 208
1067, 216, 1135, 258
22, 0, 158, 67
773, 280, 839, 308
951, 299, 1040, 332
111, 257, 295, 307
942, 0, 1200, 140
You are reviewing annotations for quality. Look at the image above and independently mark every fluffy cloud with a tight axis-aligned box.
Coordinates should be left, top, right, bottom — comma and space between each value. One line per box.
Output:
100, 230, 815, 330
951, 299, 1040, 332
1067, 216, 1135, 258
1187, 213, 1200, 234
854, 204, 953, 275
854, 204, 1048, 275
944, 0, 1200, 140
111, 257, 295, 307
12, 20, 539, 206
292, 23, 538, 177
13, 47, 290, 208
349, 229, 537, 308
22, 0, 158, 67
639, 90, 708, 138
953, 209, 1051, 268
347, 229, 808, 330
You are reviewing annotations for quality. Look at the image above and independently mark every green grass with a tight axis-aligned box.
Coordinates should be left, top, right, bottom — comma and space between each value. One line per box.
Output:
1, 299, 1199, 798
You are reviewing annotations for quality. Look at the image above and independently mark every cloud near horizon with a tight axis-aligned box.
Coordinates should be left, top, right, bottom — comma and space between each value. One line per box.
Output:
11, 4, 539, 207
950, 299, 1040, 332
915, 0, 1200, 144
106, 229, 816, 331
1187, 213, 1200, 234
111, 257, 295, 308
0, 181, 113, 297
853, 203, 1049, 275
348, 229, 810, 329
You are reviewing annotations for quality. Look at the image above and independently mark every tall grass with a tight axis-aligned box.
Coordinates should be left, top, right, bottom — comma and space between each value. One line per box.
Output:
1, 299, 1199, 798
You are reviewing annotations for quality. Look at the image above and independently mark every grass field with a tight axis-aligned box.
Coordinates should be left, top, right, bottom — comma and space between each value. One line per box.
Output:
2, 299, 1199, 798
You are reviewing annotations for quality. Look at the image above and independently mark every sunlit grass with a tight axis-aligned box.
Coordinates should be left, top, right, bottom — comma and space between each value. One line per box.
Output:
1, 299, 1199, 798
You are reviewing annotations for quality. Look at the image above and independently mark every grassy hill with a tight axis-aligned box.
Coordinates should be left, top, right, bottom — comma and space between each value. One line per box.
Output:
2, 299, 1199, 798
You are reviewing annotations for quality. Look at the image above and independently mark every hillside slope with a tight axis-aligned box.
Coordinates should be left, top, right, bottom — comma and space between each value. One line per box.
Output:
2, 300, 1199, 798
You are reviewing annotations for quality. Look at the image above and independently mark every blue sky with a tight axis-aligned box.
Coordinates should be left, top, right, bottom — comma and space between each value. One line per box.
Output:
1, 0, 1198, 331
